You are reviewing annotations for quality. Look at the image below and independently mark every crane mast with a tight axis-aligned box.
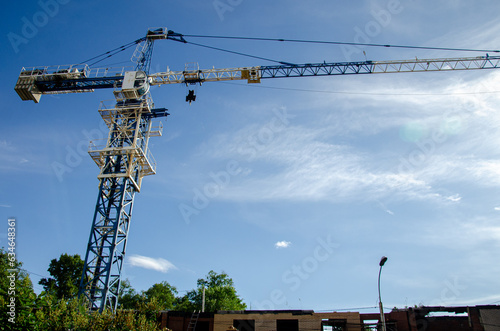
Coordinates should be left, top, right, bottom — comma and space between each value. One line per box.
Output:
13, 28, 500, 313
76, 28, 172, 312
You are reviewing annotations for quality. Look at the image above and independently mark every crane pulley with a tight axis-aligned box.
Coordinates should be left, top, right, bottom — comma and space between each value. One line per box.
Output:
14, 27, 500, 313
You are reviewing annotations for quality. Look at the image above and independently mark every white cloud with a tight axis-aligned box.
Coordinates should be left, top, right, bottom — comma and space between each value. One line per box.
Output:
445, 194, 461, 202
198, 119, 444, 203
181, 60, 500, 207
0, 204, 11, 208
275, 241, 291, 249
468, 160, 500, 186
128, 255, 177, 273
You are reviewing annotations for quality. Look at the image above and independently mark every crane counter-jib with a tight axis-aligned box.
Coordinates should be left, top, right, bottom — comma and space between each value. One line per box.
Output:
14, 64, 132, 103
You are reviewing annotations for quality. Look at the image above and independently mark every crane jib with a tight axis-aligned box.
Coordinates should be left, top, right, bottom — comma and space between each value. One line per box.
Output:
15, 56, 500, 102
260, 61, 376, 78
259, 56, 500, 79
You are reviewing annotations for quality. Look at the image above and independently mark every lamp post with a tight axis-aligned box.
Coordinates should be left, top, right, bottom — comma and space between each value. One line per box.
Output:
378, 256, 388, 331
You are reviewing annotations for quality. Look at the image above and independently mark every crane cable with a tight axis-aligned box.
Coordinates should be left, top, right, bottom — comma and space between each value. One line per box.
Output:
77, 37, 145, 67
77, 31, 500, 69
181, 34, 500, 54
78, 35, 290, 68
183, 40, 295, 65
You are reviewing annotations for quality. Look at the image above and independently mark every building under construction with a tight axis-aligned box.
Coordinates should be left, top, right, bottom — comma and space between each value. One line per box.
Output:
157, 305, 500, 331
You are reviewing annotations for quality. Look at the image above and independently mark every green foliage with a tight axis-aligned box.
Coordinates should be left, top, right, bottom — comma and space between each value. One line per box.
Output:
136, 297, 164, 322
0, 247, 37, 330
177, 270, 246, 312
174, 294, 196, 312
119, 280, 179, 311
113, 309, 161, 331
119, 270, 246, 313
118, 278, 144, 309
32, 296, 165, 331
144, 281, 178, 310
1, 249, 247, 329
33, 296, 90, 331
39, 253, 84, 300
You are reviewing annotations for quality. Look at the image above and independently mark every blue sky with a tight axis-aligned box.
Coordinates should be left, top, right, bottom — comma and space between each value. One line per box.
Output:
2, 0, 500, 312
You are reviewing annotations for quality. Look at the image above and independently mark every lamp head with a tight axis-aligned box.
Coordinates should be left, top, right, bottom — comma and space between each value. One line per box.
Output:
379, 256, 388, 267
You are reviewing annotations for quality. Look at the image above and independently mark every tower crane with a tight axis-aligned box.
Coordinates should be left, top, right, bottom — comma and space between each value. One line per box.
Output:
14, 28, 500, 313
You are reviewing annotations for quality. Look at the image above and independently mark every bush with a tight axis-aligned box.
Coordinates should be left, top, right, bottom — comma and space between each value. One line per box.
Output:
31, 296, 165, 331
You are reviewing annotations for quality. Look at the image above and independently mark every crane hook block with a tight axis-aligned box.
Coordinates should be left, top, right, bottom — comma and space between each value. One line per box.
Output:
186, 90, 196, 104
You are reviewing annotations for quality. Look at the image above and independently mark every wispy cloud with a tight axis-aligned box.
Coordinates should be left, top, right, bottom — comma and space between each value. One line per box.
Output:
445, 194, 461, 202
200, 124, 450, 203
128, 255, 177, 273
378, 200, 396, 216
275, 241, 291, 249
422, 217, 500, 250
0, 204, 11, 208
184, 67, 500, 207
0, 138, 50, 174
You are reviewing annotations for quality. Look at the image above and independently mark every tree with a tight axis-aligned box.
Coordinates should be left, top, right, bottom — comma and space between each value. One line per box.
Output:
118, 278, 143, 309
0, 247, 37, 329
178, 270, 246, 312
143, 281, 178, 310
119, 279, 178, 310
175, 294, 196, 312
39, 253, 84, 300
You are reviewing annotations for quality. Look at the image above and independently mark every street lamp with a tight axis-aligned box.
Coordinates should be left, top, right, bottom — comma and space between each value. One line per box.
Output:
378, 256, 388, 331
